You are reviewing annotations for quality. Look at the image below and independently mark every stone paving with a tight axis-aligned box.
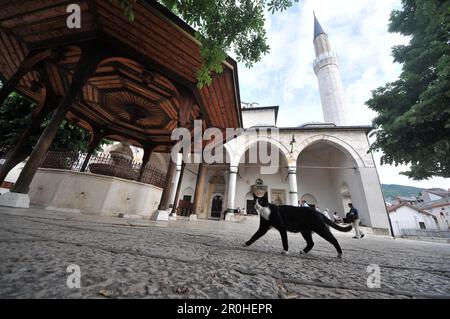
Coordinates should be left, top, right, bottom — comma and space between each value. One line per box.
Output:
0, 206, 449, 299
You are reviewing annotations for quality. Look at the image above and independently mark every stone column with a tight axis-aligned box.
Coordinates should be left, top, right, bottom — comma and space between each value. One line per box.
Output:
288, 166, 298, 206
170, 162, 185, 218
191, 163, 206, 219
168, 159, 182, 208
357, 167, 392, 232
225, 166, 238, 217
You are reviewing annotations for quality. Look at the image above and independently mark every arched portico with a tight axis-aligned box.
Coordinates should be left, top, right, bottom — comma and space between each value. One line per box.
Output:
226, 139, 297, 214
296, 139, 371, 225
293, 134, 365, 168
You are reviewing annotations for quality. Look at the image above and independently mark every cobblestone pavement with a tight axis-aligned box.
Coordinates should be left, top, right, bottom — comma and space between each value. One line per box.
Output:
0, 207, 449, 299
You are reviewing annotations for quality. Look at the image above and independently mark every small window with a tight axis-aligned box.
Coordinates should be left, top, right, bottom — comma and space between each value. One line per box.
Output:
419, 222, 426, 230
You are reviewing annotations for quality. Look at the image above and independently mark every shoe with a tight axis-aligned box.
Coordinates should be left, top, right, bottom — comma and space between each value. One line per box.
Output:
352, 236, 359, 239
361, 233, 365, 238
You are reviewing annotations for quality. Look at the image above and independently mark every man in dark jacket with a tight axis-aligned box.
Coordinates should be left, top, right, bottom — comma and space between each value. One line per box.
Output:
346, 203, 365, 239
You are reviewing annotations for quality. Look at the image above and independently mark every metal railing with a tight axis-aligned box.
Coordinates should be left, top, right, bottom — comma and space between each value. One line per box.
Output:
41, 151, 166, 188
400, 228, 450, 239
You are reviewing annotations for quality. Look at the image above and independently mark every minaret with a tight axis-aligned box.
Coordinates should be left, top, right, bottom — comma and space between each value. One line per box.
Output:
313, 13, 348, 126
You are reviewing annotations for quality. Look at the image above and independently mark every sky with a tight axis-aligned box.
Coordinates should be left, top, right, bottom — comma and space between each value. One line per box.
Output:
234, 0, 450, 190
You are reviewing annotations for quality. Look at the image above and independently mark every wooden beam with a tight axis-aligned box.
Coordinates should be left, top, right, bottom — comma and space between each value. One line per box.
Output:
0, 48, 53, 106
12, 44, 106, 194
178, 88, 195, 128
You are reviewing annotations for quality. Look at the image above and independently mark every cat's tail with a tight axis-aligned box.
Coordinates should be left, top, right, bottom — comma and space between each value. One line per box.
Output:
324, 218, 352, 232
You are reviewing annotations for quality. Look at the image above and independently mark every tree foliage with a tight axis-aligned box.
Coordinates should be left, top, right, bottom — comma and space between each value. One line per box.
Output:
0, 89, 102, 164
111, 0, 298, 87
366, 0, 450, 180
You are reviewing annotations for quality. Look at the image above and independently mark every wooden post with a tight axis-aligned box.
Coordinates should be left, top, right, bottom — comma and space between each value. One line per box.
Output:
171, 161, 185, 216
12, 46, 103, 194
0, 91, 56, 185
157, 157, 177, 210
137, 144, 155, 182
80, 131, 106, 172
192, 163, 206, 216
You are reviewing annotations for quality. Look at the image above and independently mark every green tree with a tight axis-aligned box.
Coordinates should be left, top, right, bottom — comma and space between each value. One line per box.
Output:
112, 0, 299, 87
366, 0, 450, 180
0, 89, 102, 170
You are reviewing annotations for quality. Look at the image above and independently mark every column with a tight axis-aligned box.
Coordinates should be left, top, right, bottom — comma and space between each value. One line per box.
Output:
170, 162, 185, 217
168, 158, 182, 208
226, 166, 238, 215
192, 163, 206, 218
157, 157, 177, 211
288, 166, 298, 206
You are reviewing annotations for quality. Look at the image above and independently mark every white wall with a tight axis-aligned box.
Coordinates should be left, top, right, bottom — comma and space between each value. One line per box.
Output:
235, 165, 289, 211
29, 169, 163, 217
178, 163, 199, 203
389, 206, 439, 236
242, 108, 277, 128
427, 206, 450, 230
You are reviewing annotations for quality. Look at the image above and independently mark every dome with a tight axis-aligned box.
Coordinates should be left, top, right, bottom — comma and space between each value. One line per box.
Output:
107, 142, 134, 161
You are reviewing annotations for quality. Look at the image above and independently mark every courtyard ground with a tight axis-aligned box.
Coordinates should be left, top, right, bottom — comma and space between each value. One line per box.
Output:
0, 206, 449, 299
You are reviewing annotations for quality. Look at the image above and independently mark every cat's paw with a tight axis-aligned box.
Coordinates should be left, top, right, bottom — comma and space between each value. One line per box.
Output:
242, 242, 249, 248
299, 251, 307, 255
336, 253, 343, 259
281, 250, 289, 255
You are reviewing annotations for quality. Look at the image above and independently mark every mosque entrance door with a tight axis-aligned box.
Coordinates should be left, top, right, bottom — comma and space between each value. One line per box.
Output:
211, 195, 223, 218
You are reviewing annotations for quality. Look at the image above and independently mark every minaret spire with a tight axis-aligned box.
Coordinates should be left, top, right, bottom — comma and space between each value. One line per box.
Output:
313, 11, 326, 39
313, 13, 349, 126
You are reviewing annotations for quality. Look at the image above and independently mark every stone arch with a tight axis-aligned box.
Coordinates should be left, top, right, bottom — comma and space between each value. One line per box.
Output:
104, 135, 143, 149
182, 186, 194, 200
231, 135, 292, 167
293, 134, 365, 167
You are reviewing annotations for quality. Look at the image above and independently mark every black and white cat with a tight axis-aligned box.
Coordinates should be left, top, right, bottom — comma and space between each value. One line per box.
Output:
243, 193, 352, 258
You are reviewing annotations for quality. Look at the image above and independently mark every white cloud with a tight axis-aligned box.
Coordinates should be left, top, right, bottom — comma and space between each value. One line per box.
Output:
235, 0, 450, 189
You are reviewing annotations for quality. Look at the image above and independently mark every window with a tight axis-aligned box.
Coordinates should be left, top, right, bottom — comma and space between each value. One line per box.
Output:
419, 222, 426, 230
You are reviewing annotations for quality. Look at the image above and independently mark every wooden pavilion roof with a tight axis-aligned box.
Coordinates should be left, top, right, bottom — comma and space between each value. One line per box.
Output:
0, 0, 242, 151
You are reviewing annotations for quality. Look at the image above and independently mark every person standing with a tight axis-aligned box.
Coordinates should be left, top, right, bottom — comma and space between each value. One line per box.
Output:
346, 203, 365, 239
